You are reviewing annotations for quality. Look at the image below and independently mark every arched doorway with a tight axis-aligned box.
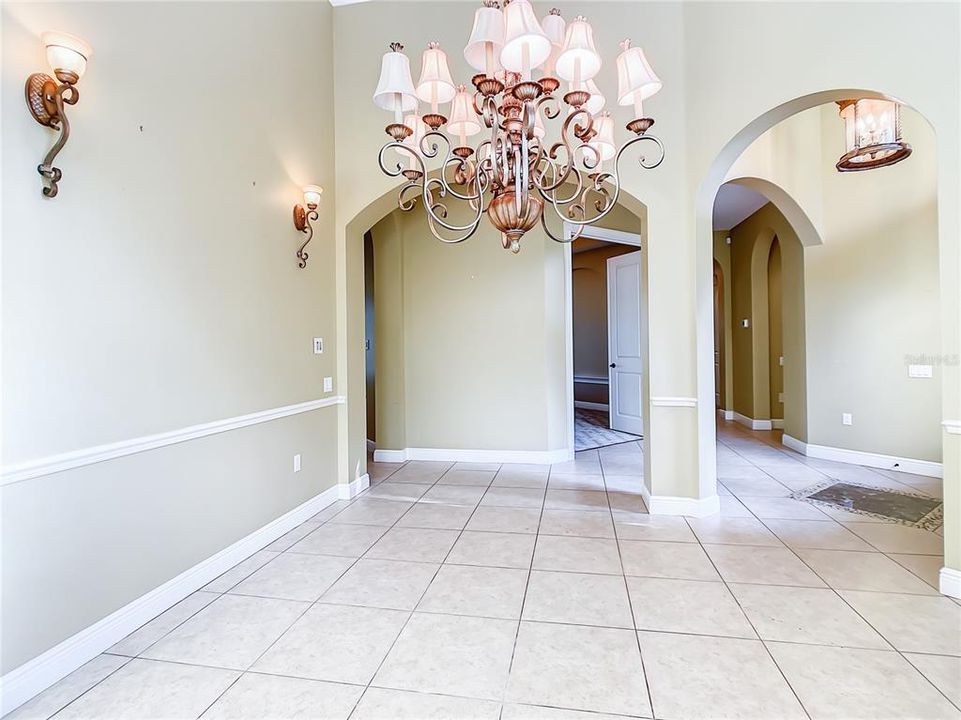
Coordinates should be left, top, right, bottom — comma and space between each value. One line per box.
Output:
698, 91, 951, 584
339, 177, 652, 489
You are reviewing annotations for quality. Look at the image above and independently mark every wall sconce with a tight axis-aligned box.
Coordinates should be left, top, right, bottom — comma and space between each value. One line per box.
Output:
25, 31, 92, 198
292, 185, 323, 268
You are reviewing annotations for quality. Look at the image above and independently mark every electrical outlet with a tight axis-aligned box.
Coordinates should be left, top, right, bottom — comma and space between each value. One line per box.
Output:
779, 355, 784, 367
842, 413, 853, 426
778, 392, 784, 403
313, 337, 324, 354
324, 376, 333, 393
293, 454, 301, 472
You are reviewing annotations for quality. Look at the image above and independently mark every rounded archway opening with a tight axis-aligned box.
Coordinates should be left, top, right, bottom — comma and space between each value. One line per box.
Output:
700, 90, 946, 568
341, 175, 653, 486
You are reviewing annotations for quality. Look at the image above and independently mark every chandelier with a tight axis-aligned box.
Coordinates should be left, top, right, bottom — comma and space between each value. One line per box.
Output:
835, 99, 912, 172
372, 0, 664, 253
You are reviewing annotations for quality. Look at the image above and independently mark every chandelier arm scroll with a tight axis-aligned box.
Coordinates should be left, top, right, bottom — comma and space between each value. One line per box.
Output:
542, 132, 666, 240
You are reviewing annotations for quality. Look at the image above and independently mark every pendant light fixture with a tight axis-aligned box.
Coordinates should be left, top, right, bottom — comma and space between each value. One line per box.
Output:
836, 99, 912, 172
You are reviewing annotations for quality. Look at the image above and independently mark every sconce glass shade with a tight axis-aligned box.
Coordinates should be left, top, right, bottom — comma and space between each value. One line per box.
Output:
555, 15, 601, 85
836, 99, 912, 172
616, 40, 661, 108
416, 42, 456, 105
583, 78, 605, 115
500, 0, 551, 73
302, 185, 323, 208
42, 31, 92, 80
373, 46, 418, 113
448, 85, 481, 138
541, 8, 566, 76
589, 111, 616, 162
465, 3, 505, 73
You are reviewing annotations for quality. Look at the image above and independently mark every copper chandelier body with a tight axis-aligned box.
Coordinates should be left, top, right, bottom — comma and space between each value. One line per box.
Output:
373, 1, 665, 253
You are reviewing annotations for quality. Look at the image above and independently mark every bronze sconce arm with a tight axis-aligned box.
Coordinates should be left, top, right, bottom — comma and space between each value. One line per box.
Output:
292, 185, 323, 268
25, 31, 91, 198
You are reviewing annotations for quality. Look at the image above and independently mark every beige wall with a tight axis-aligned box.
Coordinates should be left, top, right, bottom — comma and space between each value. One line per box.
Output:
2, 1, 338, 674
723, 202, 807, 440
369, 203, 568, 453
712, 232, 734, 411
573, 242, 639, 407
808, 105, 941, 461
719, 103, 939, 460
768, 240, 784, 420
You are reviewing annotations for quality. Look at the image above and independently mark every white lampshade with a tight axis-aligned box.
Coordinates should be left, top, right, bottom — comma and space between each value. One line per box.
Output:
416, 42, 456, 105
541, 8, 566, 76
373, 44, 418, 114
465, 2, 505, 73
588, 112, 616, 162
555, 16, 600, 85
302, 185, 323, 208
448, 85, 481, 139
616, 39, 661, 107
583, 79, 605, 115
500, 0, 551, 74
42, 30, 91, 80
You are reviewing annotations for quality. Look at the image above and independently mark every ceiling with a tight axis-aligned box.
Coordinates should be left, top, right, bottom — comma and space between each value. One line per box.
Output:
713, 183, 769, 231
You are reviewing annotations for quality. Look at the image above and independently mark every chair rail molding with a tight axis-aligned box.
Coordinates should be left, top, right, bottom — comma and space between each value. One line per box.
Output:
943, 420, 961, 435
2, 396, 346, 486
651, 396, 698, 407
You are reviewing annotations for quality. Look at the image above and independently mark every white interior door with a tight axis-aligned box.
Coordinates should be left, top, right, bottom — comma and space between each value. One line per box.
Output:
607, 251, 644, 435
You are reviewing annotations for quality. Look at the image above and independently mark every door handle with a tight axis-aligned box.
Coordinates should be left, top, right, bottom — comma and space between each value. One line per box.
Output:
610, 363, 617, 368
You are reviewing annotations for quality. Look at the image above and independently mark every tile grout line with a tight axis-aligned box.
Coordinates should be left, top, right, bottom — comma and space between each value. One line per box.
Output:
721, 432, 961, 713
599, 449, 657, 720
497, 457, 550, 716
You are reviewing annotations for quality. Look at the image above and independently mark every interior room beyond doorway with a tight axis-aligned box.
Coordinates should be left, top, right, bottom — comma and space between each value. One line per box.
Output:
571, 227, 644, 452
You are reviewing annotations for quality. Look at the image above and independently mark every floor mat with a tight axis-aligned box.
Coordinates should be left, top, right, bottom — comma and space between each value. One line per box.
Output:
574, 407, 642, 452
792, 480, 943, 530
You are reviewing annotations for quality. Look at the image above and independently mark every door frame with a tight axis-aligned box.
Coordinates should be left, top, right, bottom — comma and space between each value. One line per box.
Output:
563, 222, 643, 456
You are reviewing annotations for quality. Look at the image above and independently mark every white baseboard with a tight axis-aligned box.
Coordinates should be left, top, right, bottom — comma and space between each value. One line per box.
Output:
372, 449, 408, 463
640, 483, 720, 518
733, 411, 773, 431
373, 447, 572, 465
0, 484, 342, 716
771, 418, 784, 429
339, 474, 370, 500
717, 409, 734, 421
782, 434, 943, 478
574, 401, 609, 412
940, 567, 961, 599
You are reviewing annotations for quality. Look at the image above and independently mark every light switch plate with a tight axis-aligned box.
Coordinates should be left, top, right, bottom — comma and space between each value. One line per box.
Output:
741, 319, 750, 328
908, 364, 933, 378
313, 338, 324, 355
293, 454, 301, 472
842, 413, 853, 426
324, 377, 333, 393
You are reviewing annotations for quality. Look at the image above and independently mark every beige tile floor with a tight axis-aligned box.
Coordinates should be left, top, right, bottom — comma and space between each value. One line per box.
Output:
8, 424, 960, 720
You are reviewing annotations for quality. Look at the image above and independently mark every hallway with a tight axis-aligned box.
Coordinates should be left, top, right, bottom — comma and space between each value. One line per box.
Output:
12, 425, 958, 719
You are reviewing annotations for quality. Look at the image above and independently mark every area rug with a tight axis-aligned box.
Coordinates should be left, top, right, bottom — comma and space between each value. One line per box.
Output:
791, 479, 943, 530
574, 407, 642, 452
